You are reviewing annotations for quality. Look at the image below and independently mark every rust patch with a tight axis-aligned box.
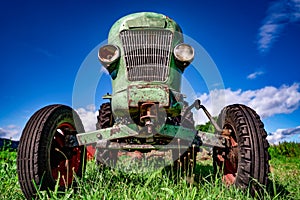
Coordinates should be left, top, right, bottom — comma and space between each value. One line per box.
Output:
110, 126, 121, 136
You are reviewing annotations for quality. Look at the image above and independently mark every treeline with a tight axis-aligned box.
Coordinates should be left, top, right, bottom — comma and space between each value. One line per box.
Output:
269, 141, 300, 158
0, 138, 19, 151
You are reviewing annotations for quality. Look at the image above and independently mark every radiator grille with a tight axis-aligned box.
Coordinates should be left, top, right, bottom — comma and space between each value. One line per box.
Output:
120, 30, 173, 81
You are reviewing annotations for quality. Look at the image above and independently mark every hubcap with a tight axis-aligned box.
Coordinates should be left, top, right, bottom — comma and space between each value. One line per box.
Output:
215, 124, 238, 185
50, 123, 82, 187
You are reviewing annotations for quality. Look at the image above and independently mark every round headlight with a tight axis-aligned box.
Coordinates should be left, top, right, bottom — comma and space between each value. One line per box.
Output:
174, 43, 194, 63
98, 44, 120, 66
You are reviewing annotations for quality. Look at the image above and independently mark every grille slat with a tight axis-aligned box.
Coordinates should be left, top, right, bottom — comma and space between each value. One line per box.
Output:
120, 30, 173, 82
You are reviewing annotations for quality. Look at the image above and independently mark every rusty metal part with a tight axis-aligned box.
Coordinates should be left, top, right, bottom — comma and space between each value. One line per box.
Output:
228, 146, 239, 170
140, 102, 157, 121
127, 84, 169, 107
122, 144, 155, 150
221, 128, 232, 136
197, 131, 226, 148
214, 126, 239, 185
140, 102, 157, 134
97, 143, 191, 151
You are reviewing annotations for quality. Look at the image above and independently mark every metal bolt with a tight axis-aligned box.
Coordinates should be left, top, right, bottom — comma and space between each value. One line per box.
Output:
221, 138, 226, 145
96, 134, 102, 139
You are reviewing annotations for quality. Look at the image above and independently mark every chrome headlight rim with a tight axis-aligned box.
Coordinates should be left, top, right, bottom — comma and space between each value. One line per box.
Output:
173, 43, 194, 63
98, 44, 120, 66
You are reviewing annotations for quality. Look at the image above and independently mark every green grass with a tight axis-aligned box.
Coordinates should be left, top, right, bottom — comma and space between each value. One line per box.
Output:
0, 150, 24, 199
268, 156, 300, 199
0, 147, 299, 200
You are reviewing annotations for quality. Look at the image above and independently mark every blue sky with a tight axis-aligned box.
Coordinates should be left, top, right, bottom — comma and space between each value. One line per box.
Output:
0, 0, 300, 144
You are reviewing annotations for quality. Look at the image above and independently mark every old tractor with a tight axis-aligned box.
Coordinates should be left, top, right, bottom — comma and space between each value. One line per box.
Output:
17, 12, 270, 199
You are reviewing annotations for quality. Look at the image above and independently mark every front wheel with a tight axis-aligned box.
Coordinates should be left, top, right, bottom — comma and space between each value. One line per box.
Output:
213, 104, 270, 194
17, 105, 86, 199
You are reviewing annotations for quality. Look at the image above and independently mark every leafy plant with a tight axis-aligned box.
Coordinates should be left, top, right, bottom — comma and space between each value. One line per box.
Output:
269, 142, 300, 158
195, 117, 217, 133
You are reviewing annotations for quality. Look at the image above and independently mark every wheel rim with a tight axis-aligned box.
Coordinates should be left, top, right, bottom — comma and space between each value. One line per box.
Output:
50, 123, 82, 187
215, 124, 239, 185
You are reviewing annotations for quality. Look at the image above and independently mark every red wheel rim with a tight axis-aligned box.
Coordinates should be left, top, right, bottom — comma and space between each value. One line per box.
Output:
50, 123, 82, 187
215, 125, 239, 185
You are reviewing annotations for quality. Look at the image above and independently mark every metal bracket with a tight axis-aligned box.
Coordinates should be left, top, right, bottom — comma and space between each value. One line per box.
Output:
194, 100, 223, 132
184, 99, 222, 133
76, 125, 138, 146
96, 139, 108, 148
197, 131, 225, 148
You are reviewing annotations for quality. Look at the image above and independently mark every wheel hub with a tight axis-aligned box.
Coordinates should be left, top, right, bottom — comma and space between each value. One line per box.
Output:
51, 123, 82, 187
214, 127, 239, 185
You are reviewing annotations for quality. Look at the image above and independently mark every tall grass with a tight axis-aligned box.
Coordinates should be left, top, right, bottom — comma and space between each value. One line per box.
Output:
33, 160, 258, 200
0, 143, 299, 199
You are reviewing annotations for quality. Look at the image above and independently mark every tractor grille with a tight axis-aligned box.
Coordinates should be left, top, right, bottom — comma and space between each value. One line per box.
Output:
120, 30, 173, 82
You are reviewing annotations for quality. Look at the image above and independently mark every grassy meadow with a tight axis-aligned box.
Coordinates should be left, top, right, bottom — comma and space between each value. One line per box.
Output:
0, 142, 299, 200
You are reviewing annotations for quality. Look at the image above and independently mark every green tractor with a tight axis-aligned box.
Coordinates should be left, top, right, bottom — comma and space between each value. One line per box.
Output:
17, 12, 270, 199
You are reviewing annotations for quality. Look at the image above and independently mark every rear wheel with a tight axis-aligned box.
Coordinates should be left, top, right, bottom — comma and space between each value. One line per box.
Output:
17, 105, 86, 199
96, 102, 114, 129
96, 102, 117, 167
213, 104, 269, 194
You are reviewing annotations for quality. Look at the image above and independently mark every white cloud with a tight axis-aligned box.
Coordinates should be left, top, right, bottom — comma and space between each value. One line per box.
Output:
257, 0, 300, 53
267, 126, 300, 144
0, 125, 21, 140
76, 104, 98, 132
194, 83, 300, 124
247, 71, 264, 79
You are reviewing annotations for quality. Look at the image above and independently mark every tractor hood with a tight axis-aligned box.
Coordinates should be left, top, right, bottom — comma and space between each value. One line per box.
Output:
108, 12, 182, 43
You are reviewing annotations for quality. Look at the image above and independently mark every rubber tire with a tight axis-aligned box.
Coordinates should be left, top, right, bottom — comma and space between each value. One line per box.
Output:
96, 102, 117, 167
213, 104, 269, 194
17, 105, 86, 199
96, 102, 114, 129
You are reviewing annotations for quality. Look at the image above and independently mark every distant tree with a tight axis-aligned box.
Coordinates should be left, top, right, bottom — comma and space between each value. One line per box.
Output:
269, 141, 300, 158
195, 117, 217, 133
0, 138, 19, 151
